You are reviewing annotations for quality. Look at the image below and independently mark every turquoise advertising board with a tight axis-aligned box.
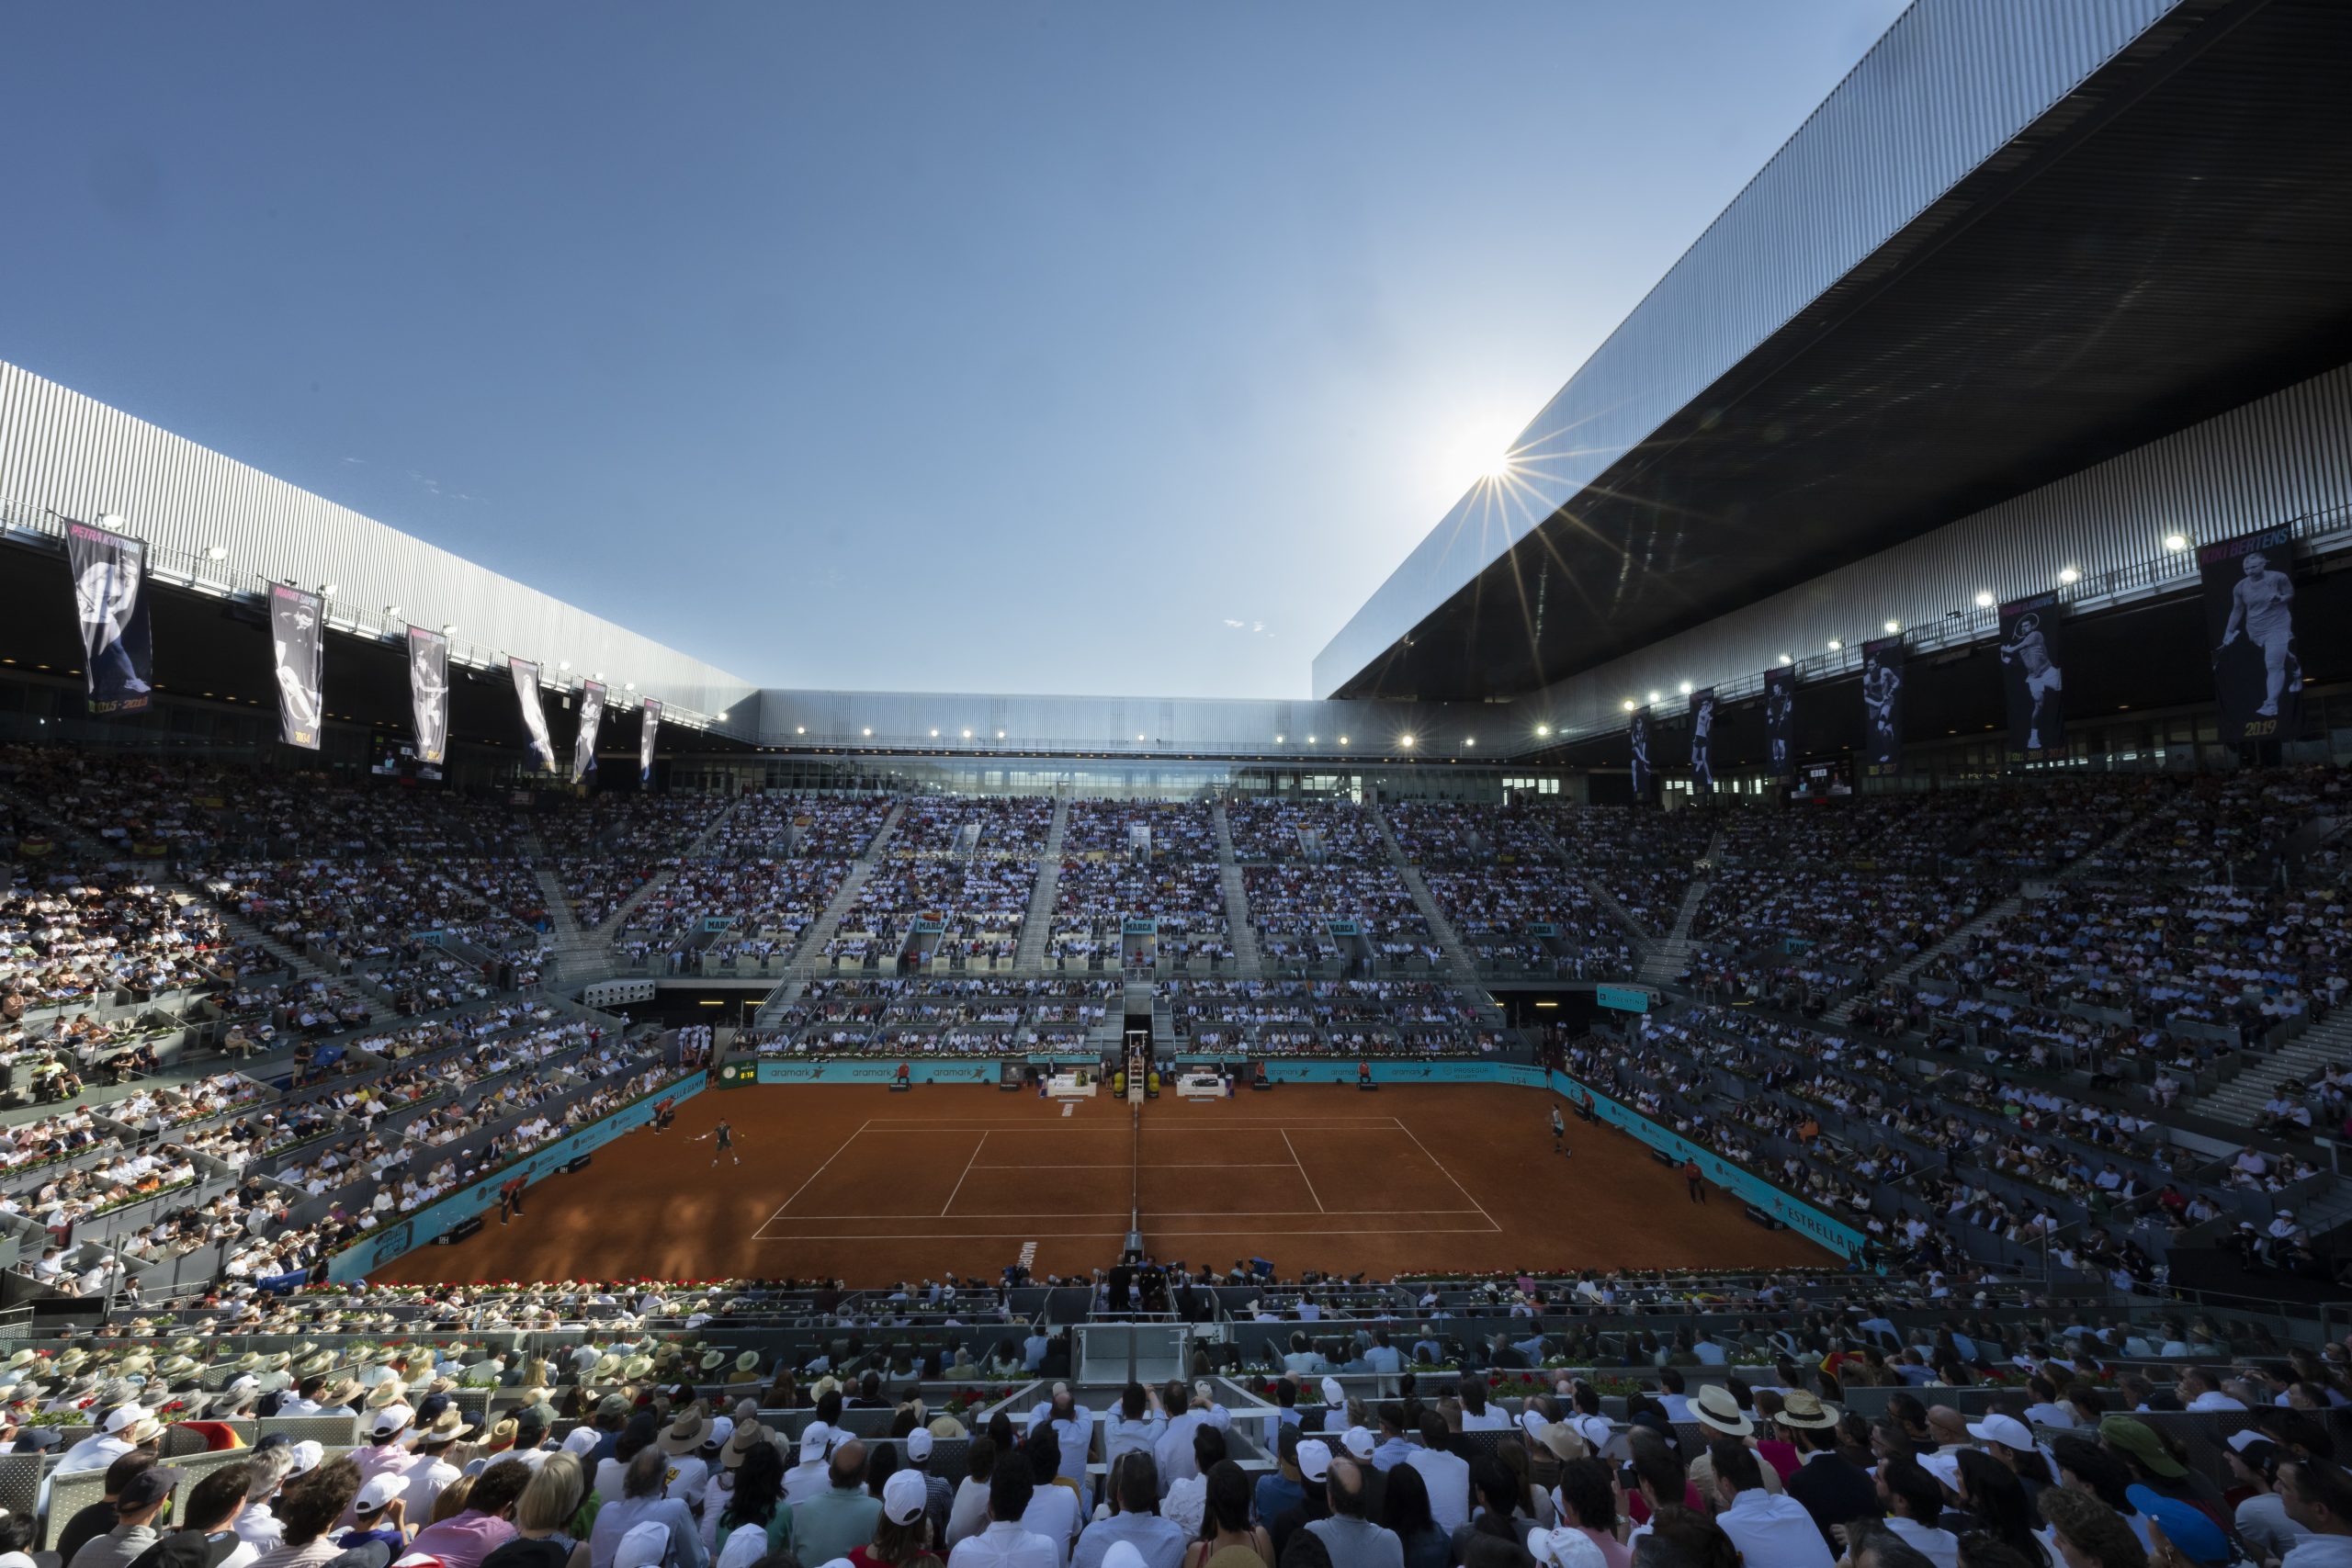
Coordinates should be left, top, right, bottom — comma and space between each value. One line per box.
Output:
1596, 986, 1650, 1013
754, 1060, 996, 1085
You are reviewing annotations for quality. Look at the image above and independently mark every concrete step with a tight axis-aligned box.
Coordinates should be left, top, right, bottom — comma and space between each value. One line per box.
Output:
1212, 803, 1263, 979
1012, 797, 1071, 973
1825, 892, 2022, 1026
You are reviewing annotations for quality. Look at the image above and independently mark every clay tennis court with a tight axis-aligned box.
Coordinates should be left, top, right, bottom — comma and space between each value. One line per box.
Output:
373, 1083, 1831, 1286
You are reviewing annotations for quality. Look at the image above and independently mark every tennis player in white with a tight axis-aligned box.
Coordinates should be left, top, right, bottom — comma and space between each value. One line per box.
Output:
1999, 613, 2061, 749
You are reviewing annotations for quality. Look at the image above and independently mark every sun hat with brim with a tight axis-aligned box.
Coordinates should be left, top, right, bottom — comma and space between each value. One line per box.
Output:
620, 1356, 654, 1382
156, 1356, 198, 1379
322, 1379, 366, 1409
592, 1355, 624, 1382
1775, 1391, 1839, 1429
1535, 1422, 1590, 1464
2099, 1416, 2186, 1478
1692, 1384, 1753, 1437
722, 1422, 766, 1469
1968, 1414, 2037, 1452
296, 1353, 335, 1377
121, 1415, 168, 1446
699, 1350, 727, 1371
413, 1408, 480, 1446
4, 1351, 36, 1370
925, 1416, 967, 1439
170, 1337, 203, 1356
734, 1352, 761, 1374
662, 1412, 713, 1455
2130, 1489, 2232, 1566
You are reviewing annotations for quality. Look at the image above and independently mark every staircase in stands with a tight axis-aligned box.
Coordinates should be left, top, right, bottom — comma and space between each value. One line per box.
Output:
751, 799, 907, 1027
1011, 797, 1070, 974
1367, 803, 1509, 1028
1210, 802, 1263, 979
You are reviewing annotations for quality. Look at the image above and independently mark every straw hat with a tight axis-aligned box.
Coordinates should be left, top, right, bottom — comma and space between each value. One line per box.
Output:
1535, 1422, 1591, 1464
322, 1378, 367, 1409
699, 1350, 727, 1372
367, 1381, 410, 1410
661, 1409, 714, 1456
733, 1352, 762, 1374
620, 1356, 654, 1382
721, 1421, 767, 1470
295, 1352, 335, 1378
1775, 1391, 1839, 1429
1691, 1384, 1753, 1437
591, 1355, 624, 1383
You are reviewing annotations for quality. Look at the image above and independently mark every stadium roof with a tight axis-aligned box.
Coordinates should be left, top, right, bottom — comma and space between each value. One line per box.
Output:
1316, 0, 2352, 702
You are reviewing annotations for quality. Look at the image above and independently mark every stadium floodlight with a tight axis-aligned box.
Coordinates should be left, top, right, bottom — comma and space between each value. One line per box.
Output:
1826, 640, 1842, 651
97, 512, 125, 528
1647, 690, 1661, 703
930, 728, 940, 738
862, 728, 873, 737
796, 726, 806, 735
997, 730, 1005, 739
383, 604, 401, 618
1275, 734, 1284, 743
1136, 733, 1145, 740
1622, 699, 1637, 712
1535, 725, 1550, 738
623, 682, 636, 691
1464, 738, 1476, 748
962, 728, 972, 739
558, 660, 571, 671
2058, 566, 2081, 584
320, 584, 338, 597
206, 546, 229, 561
718, 711, 730, 722
593, 671, 604, 681
1777, 654, 1792, 665
1338, 736, 1349, 746
1398, 734, 1416, 748
1974, 592, 1995, 608
1306, 734, 1317, 743
1678, 681, 1693, 695
1883, 618, 1899, 634
2164, 533, 2189, 551
442, 624, 458, 636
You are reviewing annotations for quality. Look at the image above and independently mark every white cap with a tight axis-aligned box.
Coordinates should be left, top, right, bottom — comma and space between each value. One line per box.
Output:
103, 1404, 151, 1434
882, 1468, 927, 1527
1341, 1426, 1375, 1461
1102, 1544, 1149, 1568
289, 1440, 325, 1475
615, 1521, 671, 1568
1920, 1452, 1963, 1493
1966, 1414, 2035, 1452
906, 1429, 934, 1461
1295, 1438, 1332, 1483
356, 1473, 407, 1514
1319, 1376, 1344, 1408
798, 1421, 833, 1461
370, 1404, 415, 1438
2228, 1431, 2273, 1454
714, 1529, 767, 1568
705, 1416, 733, 1450
562, 1427, 601, 1456
1530, 1528, 1609, 1568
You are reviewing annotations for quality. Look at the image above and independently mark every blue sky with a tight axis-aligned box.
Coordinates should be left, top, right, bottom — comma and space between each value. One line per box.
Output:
1, 1, 1908, 698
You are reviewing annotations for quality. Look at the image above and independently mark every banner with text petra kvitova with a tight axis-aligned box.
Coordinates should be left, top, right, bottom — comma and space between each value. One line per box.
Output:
639, 697, 662, 784
1859, 636, 1905, 776
509, 657, 557, 773
1763, 665, 1797, 777
572, 679, 605, 783
64, 519, 155, 716
1997, 592, 2065, 761
2199, 525, 2303, 743
267, 584, 325, 749
1687, 688, 1717, 793
1628, 706, 1653, 800
407, 626, 449, 764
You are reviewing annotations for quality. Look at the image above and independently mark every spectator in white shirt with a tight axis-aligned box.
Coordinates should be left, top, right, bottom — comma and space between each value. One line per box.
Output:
947, 1461, 1057, 1568
1709, 1441, 1834, 1568
1404, 1414, 1471, 1536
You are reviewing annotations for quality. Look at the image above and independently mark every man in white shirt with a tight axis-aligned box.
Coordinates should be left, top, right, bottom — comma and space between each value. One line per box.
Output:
1151, 1382, 1229, 1495
1875, 1455, 1962, 1568
2177, 1368, 2248, 1412
784, 1422, 834, 1505
1710, 1442, 1834, 1568
947, 1463, 1058, 1567
1403, 1413, 1471, 1534
1026, 1387, 1092, 1490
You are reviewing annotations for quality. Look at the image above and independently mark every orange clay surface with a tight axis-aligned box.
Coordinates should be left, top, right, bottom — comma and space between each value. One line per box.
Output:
370, 1083, 1833, 1286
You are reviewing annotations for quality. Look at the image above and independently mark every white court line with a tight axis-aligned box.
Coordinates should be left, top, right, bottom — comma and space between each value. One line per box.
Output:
771, 1207, 1481, 1221
1389, 1116, 1504, 1235
967, 1162, 1305, 1170
1280, 1129, 1326, 1213
752, 1118, 872, 1240
757, 1224, 1504, 1240
938, 1130, 988, 1216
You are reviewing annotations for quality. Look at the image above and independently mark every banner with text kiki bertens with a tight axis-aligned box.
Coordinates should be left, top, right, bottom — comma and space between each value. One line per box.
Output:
509, 657, 557, 773
2199, 525, 2302, 743
267, 583, 325, 749
639, 697, 662, 785
573, 679, 605, 783
64, 518, 154, 716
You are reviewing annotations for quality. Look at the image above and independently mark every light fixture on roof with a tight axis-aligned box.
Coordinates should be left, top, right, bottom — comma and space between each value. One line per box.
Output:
863, 728, 872, 737
1883, 619, 1900, 634
1826, 639, 1842, 651
2164, 533, 2189, 552
930, 728, 939, 738
1622, 699, 1637, 712
1534, 725, 1550, 737
962, 728, 972, 739
623, 682, 636, 691
320, 584, 338, 597
96, 512, 125, 528
1678, 681, 1693, 695
796, 726, 807, 735
1974, 592, 1996, 608
1339, 736, 1349, 746
1647, 690, 1662, 703
594, 671, 604, 682
1398, 734, 1416, 749
1777, 653, 1792, 665
997, 730, 1005, 739
558, 660, 571, 671
205, 546, 229, 561
383, 604, 401, 618
718, 711, 729, 721
442, 624, 457, 637
2058, 566, 2080, 585
1464, 738, 1476, 748
1136, 733, 1145, 740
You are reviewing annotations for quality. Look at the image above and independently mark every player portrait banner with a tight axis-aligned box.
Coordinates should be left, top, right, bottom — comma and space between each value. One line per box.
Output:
1997, 592, 2065, 761
1628, 706, 1653, 800
1687, 688, 1717, 793
509, 657, 558, 773
639, 698, 662, 784
1763, 665, 1797, 777
2199, 525, 2302, 742
407, 626, 449, 763
63, 518, 154, 716
266, 583, 325, 750
573, 679, 605, 783
1860, 636, 1905, 774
